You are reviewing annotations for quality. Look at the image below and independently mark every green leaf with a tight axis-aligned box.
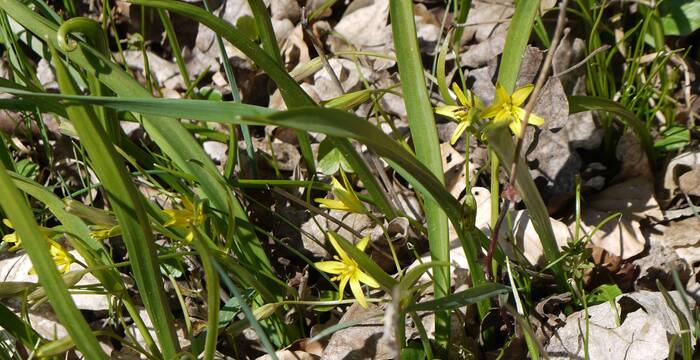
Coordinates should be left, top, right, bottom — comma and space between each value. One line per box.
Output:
658, 0, 700, 36
317, 139, 353, 175
236, 15, 259, 42
406, 283, 510, 312
586, 284, 622, 305
0, 166, 108, 359
654, 125, 690, 152
399, 261, 450, 294
51, 45, 179, 357
390, 1, 458, 346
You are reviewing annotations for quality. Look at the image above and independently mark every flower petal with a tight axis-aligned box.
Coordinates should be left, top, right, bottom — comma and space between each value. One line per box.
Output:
494, 83, 509, 104
511, 84, 534, 106
527, 112, 545, 126
315, 261, 347, 275
435, 105, 461, 121
349, 277, 368, 308
450, 120, 470, 145
452, 83, 470, 107
509, 118, 523, 137
356, 270, 380, 288
327, 232, 351, 263
337, 273, 349, 301
356, 236, 370, 252
481, 105, 501, 119
493, 110, 511, 125
315, 198, 350, 211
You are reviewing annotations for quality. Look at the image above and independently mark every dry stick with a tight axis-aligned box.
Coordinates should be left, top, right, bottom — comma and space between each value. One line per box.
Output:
554, 44, 611, 78
485, 0, 570, 280
301, 7, 344, 94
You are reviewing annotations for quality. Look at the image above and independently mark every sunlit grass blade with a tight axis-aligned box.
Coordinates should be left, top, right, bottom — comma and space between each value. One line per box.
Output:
0, 165, 108, 359
406, 283, 510, 312
128, 0, 396, 219
390, 1, 453, 349
8, 172, 161, 356
50, 45, 180, 357
0, 302, 44, 353
490, 0, 567, 289
0, 0, 277, 282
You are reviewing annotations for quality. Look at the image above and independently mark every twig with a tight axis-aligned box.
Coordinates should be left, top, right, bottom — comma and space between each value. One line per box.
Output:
301, 7, 344, 94
485, 0, 570, 280
554, 44, 610, 78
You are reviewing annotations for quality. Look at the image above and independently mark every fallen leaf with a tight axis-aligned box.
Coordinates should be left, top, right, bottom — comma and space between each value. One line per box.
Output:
577, 177, 662, 259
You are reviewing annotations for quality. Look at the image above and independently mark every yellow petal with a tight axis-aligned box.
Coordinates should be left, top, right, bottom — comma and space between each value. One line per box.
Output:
493, 110, 511, 125
2, 219, 13, 228
435, 105, 462, 121
349, 277, 368, 308
356, 270, 380, 288
511, 84, 534, 106
481, 104, 501, 119
337, 274, 350, 301
315, 198, 350, 211
330, 176, 344, 190
327, 232, 351, 263
356, 236, 370, 252
494, 83, 509, 104
509, 118, 523, 137
527, 112, 545, 126
450, 120, 470, 145
451, 83, 470, 107
315, 261, 347, 275
336, 172, 367, 214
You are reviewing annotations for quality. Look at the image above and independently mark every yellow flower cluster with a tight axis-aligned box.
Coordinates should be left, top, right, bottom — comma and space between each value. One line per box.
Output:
435, 82, 544, 140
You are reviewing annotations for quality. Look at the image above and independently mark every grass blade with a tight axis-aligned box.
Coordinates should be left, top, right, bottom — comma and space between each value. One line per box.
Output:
128, 0, 396, 219
51, 45, 180, 357
0, 0, 277, 283
407, 283, 510, 312
390, 1, 455, 348
490, 0, 567, 289
0, 166, 108, 359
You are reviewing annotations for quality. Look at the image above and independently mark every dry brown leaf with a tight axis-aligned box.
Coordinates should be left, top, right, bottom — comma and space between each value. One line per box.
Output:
578, 177, 662, 259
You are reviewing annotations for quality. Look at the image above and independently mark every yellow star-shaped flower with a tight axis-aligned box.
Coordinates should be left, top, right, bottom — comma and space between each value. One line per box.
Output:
48, 240, 73, 274
482, 83, 544, 138
315, 232, 379, 308
315, 171, 367, 214
163, 197, 206, 243
435, 83, 481, 145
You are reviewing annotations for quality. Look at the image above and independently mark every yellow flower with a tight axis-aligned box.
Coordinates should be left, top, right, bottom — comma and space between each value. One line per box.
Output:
48, 240, 73, 274
315, 232, 379, 308
435, 83, 481, 145
163, 197, 205, 243
482, 83, 544, 138
315, 171, 367, 214
90, 225, 122, 241
2, 219, 22, 251
27, 240, 73, 275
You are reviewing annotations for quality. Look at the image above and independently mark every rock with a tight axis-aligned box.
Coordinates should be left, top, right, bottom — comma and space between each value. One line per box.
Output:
321, 303, 396, 360
546, 291, 695, 359
661, 150, 700, 200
